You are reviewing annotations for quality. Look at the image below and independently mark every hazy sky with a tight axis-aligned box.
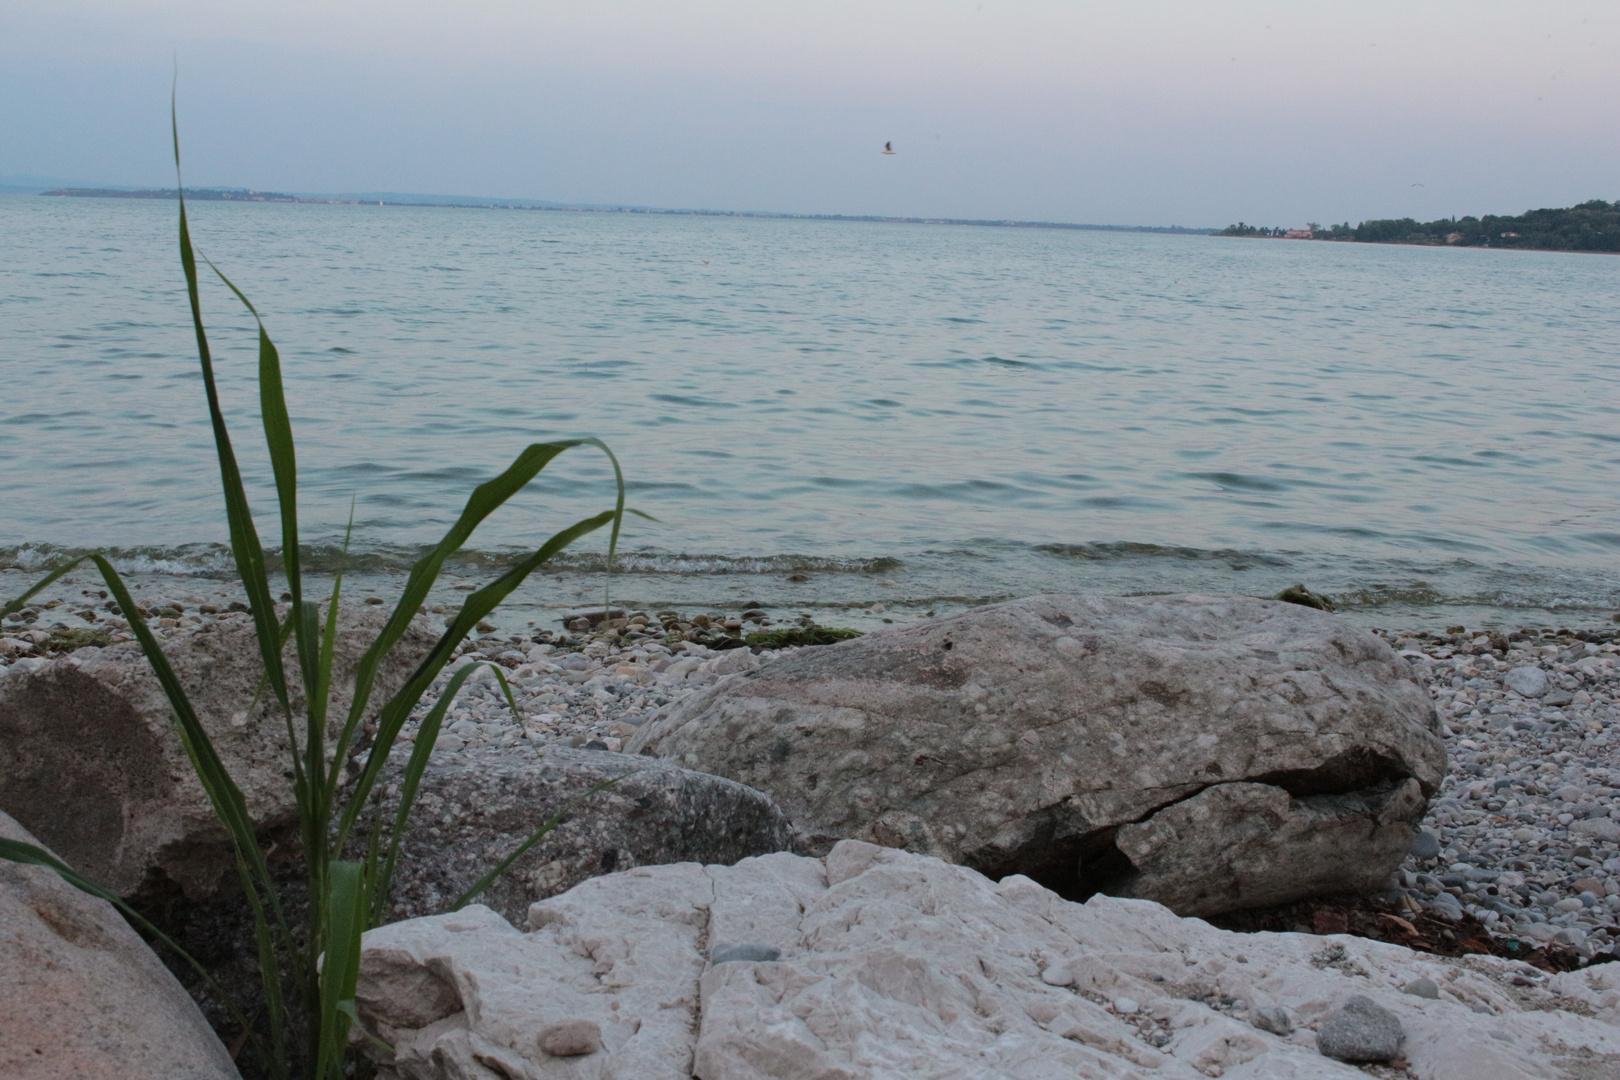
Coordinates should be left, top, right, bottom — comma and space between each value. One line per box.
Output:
3, 1, 1616, 226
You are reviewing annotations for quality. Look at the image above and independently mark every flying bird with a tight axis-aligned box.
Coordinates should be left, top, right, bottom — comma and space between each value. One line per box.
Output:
883, 142, 896, 155
1412, 183, 1425, 187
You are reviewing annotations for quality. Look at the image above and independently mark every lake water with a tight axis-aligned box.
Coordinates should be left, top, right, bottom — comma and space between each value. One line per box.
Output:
3, 193, 1618, 632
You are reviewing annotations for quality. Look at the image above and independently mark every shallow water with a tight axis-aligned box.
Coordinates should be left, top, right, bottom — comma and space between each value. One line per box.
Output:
3, 194, 1618, 630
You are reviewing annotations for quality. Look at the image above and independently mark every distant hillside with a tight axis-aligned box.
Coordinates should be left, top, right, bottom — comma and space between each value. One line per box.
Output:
1220, 200, 1620, 253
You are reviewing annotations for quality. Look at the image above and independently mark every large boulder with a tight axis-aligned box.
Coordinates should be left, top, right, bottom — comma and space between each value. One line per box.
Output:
378, 746, 795, 925
353, 843, 1620, 1080
627, 594, 1446, 915
0, 810, 240, 1079
0, 606, 438, 899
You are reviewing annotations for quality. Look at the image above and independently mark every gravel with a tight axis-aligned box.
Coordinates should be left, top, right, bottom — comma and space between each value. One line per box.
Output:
1373, 626, 1620, 959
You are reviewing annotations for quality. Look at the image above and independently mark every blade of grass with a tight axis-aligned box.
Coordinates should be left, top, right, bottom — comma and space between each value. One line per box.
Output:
69, 548, 295, 1078
336, 509, 618, 852
331, 439, 581, 763
315, 860, 368, 1079
173, 91, 289, 719
487, 665, 523, 726
0, 556, 89, 619
366, 659, 501, 924
203, 256, 320, 720
450, 776, 624, 911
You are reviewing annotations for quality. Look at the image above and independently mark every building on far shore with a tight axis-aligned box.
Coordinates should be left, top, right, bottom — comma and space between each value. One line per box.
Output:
1283, 228, 1313, 239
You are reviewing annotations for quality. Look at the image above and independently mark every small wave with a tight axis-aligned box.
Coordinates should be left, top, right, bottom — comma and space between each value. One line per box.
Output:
1577, 532, 1620, 550
650, 394, 738, 408
1033, 541, 1288, 566
0, 543, 238, 576
545, 552, 905, 576
1185, 472, 1291, 493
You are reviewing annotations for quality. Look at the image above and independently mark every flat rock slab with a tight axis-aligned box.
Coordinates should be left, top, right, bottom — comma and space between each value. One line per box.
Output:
355, 842, 1620, 1080
0, 810, 240, 1080
378, 746, 794, 925
628, 593, 1445, 914
0, 606, 436, 899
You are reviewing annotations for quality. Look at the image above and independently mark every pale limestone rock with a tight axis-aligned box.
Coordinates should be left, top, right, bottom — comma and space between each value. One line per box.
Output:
0, 811, 239, 1079
0, 606, 436, 898
628, 594, 1445, 914
354, 842, 1620, 1080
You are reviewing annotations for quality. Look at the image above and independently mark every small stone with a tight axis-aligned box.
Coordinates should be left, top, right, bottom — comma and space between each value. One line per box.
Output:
1316, 995, 1404, 1063
1401, 978, 1440, 999
1112, 996, 1140, 1015
1409, 829, 1441, 860
1252, 1006, 1293, 1036
1040, 963, 1074, 986
537, 1018, 601, 1057
1504, 666, 1548, 698
710, 943, 782, 965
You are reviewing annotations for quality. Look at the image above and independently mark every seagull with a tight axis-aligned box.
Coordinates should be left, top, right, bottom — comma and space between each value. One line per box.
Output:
883, 142, 896, 155
1412, 183, 1425, 187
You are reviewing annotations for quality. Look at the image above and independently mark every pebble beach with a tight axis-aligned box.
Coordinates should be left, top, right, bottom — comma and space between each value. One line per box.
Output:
6, 573, 1620, 962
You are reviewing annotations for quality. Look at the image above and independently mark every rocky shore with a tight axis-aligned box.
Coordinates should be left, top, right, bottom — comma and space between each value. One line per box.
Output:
4, 582, 1619, 963
1373, 625, 1620, 958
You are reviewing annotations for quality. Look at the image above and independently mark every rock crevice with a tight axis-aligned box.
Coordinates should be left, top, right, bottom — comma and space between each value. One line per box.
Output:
629, 593, 1445, 915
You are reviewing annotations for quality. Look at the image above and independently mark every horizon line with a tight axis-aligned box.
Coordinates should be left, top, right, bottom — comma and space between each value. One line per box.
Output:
2, 178, 1218, 234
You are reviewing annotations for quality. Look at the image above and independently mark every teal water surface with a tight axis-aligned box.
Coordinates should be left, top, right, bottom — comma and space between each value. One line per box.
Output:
3, 194, 1618, 629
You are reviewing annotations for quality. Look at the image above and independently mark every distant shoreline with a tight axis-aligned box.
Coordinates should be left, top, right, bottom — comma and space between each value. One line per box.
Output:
34, 187, 1217, 236
1218, 201, 1620, 254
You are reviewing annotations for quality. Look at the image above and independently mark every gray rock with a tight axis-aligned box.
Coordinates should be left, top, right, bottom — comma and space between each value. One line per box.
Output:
1570, 818, 1620, 844
0, 606, 436, 899
377, 747, 793, 925
710, 943, 782, 965
1252, 1005, 1293, 1036
0, 810, 240, 1079
1401, 977, 1440, 999
1316, 994, 1404, 1063
1504, 665, 1548, 698
537, 1018, 602, 1057
1113, 778, 1427, 914
1429, 896, 1465, 921
1410, 828, 1442, 860
629, 594, 1445, 915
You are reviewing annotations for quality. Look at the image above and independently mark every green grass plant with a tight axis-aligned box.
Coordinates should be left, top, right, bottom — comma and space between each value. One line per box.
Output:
0, 103, 637, 1079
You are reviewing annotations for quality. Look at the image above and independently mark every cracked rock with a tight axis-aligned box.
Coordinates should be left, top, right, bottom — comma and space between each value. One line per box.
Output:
1111, 778, 1428, 915
354, 842, 1620, 1080
627, 593, 1445, 914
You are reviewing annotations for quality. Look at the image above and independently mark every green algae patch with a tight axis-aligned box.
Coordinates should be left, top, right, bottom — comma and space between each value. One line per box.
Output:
42, 627, 118, 653
1275, 584, 1335, 612
745, 627, 864, 649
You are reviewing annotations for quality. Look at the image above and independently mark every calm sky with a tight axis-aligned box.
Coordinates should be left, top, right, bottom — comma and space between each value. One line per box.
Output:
3, 1, 1616, 227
